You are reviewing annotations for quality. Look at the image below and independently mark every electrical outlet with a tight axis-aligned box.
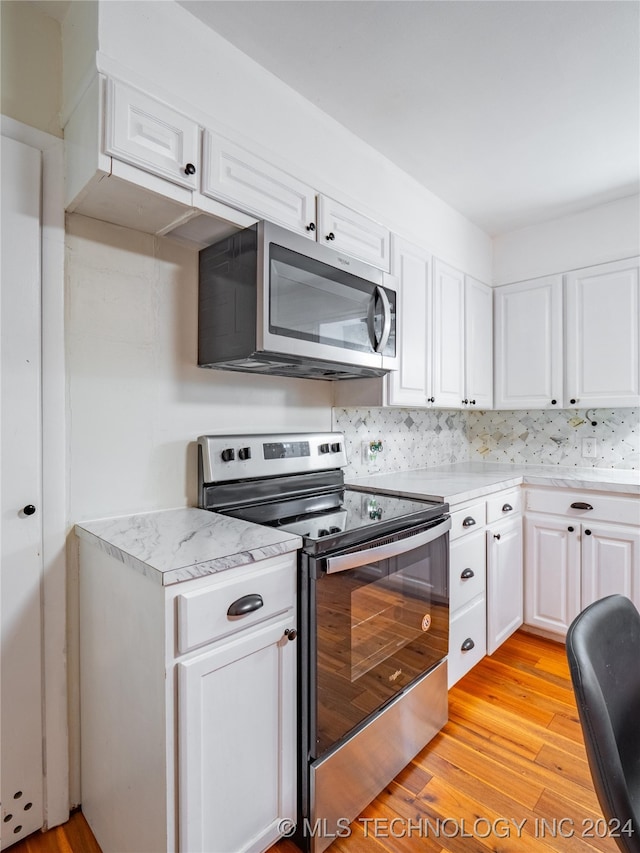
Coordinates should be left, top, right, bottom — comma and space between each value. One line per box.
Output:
362, 439, 383, 467
582, 437, 597, 458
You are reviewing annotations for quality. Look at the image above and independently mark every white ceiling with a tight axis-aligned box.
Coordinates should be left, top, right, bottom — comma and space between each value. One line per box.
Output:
177, 0, 640, 236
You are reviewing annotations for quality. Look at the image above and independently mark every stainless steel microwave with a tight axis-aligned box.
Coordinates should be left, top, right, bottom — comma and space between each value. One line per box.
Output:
198, 220, 398, 380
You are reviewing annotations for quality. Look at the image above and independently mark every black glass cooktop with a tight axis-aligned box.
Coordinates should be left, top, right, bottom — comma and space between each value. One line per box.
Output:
224, 487, 448, 554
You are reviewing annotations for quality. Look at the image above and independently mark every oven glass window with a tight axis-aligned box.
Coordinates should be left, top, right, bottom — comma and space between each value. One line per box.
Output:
312, 534, 448, 758
269, 244, 396, 357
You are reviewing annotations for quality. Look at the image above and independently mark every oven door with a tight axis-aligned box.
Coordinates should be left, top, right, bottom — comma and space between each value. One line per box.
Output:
306, 515, 450, 761
257, 221, 397, 372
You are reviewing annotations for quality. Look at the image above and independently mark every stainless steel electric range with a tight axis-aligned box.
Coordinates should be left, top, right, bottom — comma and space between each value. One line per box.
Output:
198, 432, 450, 853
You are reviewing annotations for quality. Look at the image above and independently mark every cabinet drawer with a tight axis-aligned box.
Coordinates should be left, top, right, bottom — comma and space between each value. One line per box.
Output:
450, 502, 486, 540
450, 532, 486, 612
176, 556, 295, 654
486, 488, 522, 523
525, 488, 639, 526
448, 597, 486, 687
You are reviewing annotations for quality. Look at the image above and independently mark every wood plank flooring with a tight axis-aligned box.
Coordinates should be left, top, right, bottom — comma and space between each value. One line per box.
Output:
10, 630, 618, 853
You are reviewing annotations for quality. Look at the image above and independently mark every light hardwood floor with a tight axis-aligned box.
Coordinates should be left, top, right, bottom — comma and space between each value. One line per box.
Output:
10, 630, 618, 853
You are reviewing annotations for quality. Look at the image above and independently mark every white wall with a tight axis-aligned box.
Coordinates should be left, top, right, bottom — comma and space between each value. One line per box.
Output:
0, 1, 63, 137
66, 214, 333, 522
493, 194, 640, 284
61, 0, 493, 283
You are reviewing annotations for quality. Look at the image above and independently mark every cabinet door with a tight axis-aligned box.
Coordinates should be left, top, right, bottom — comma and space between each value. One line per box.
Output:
464, 276, 493, 409
317, 195, 390, 270
581, 522, 640, 611
432, 259, 465, 408
386, 237, 432, 407
178, 616, 296, 853
487, 516, 523, 654
104, 79, 199, 189
201, 132, 317, 236
565, 258, 640, 407
494, 276, 563, 409
524, 514, 580, 636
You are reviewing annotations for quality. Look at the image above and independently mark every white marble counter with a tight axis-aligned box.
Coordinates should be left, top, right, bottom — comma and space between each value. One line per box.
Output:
75, 507, 302, 586
348, 462, 640, 505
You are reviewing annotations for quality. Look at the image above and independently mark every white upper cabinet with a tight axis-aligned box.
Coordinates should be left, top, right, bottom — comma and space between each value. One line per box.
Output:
317, 196, 390, 271
432, 259, 466, 408
494, 275, 563, 410
386, 238, 432, 407
201, 132, 317, 237
104, 78, 200, 190
565, 257, 640, 408
464, 276, 493, 409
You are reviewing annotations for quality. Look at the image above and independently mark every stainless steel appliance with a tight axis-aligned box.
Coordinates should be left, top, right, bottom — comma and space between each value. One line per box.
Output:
198, 221, 398, 380
197, 433, 449, 853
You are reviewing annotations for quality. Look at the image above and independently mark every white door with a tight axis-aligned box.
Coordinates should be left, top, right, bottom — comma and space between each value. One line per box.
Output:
432, 258, 465, 408
316, 195, 390, 270
202, 131, 317, 236
581, 522, 640, 611
1, 136, 44, 847
494, 276, 563, 409
565, 258, 640, 408
486, 516, 523, 654
387, 237, 432, 407
524, 514, 580, 636
464, 276, 493, 409
178, 616, 296, 853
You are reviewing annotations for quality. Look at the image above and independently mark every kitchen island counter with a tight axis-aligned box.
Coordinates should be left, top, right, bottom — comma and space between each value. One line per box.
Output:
348, 462, 640, 503
75, 507, 301, 586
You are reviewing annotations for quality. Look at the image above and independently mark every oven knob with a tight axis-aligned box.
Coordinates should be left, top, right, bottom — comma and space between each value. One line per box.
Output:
319, 443, 330, 454
238, 447, 252, 461
221, 448, 235, 462
329, 526, 341, 534
318, 528, 330, 537
330, 442, 341, 453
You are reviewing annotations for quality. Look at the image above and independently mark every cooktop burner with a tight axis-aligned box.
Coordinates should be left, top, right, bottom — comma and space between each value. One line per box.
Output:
197, 432, 448, 554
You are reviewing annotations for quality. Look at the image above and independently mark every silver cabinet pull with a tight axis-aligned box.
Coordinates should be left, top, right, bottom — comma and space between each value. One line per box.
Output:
502, 503, 513, 512
570, 502, 594, 511
461, 638, 475, 652
462, 516, 476, 528
460, 568, 474, 580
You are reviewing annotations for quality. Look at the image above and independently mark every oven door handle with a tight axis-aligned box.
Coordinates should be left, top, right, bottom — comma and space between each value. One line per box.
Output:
324, 516, 451, 574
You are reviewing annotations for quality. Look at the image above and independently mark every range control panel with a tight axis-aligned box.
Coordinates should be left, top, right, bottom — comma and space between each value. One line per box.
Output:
198, 432, 348, 484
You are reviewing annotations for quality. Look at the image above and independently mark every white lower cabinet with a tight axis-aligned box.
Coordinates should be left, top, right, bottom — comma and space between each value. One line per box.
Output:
524, 488, 640, 637
448, 488, 524, 687
78, 542, 297, 853
179, 615, 295, 853
448, 530, 487, 687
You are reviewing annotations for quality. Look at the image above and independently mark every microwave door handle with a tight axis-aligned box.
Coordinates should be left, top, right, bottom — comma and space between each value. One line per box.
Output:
366, 290, 379, 352
376, 286, 392, 353
324, 516, 451, 574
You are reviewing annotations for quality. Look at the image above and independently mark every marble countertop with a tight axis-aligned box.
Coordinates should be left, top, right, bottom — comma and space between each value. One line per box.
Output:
348, 462, 640, 504
75, 507, 302, 586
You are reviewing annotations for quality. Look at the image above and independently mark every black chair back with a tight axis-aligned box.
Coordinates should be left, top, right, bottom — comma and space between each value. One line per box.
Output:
566, 594, 640, 853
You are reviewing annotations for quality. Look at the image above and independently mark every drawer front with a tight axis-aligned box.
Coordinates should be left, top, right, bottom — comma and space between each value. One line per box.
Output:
177, 556, 295, 654
450, 501, 486, 540
486, 488, 522, 523
525, 488, 639, 526
448, 597, 487, 688
450, 532, 486, 612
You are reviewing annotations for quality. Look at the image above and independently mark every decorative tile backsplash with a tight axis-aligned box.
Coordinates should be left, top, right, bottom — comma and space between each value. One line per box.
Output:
332, 407, 638, 478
